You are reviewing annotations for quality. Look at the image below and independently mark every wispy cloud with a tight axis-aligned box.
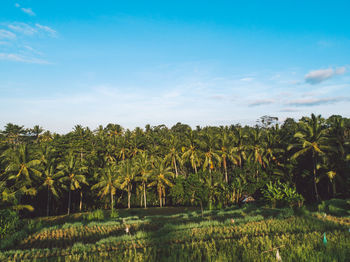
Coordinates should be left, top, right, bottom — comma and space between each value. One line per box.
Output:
21, 8, 36, 16
249, 99, 274, 107
0, 53, 50, 64
279, 108, 299, 112
305, 67, 346, 84
286, 97, 349, 107
35, 24, 57, 37
14, 3, 36, 16
8, 23, 37, 35
0, 29, 16, 39
240, 77, 254, 82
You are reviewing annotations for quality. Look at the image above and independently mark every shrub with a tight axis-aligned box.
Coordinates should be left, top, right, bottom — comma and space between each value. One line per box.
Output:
262, 181, 304, 208
110, 210, 119, 219
0, 209, 20, 239
85, 209, 105, 221
317, 199, 349, 216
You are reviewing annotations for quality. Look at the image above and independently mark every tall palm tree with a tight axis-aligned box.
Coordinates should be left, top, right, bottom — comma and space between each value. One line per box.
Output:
200, 129, 221, 172
164, 134, 182, 177
182, 130, 201, 174
92, 164, 119, 211
59, 151, 88, 215
117, 159, 137, 209
216, 127, 232, 183
246, 127, 268, 180
39, 145, 63, 216
41, 163, 63, 216
2, 144, 41, 186
289, 114, 330, 201
134, 152, 152, 208
149, 158, 174, 207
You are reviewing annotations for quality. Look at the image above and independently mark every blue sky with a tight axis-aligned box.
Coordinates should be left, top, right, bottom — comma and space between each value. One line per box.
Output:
1, 0, 349, 133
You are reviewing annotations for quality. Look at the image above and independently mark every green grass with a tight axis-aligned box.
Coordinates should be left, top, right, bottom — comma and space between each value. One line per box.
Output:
1, 204, 349, 261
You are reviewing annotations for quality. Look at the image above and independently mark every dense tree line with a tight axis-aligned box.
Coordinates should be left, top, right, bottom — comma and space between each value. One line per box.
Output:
0, 114, 349, 217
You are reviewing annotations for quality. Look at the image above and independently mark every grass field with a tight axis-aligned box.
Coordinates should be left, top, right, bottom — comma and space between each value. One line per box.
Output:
1, 204, 350, 261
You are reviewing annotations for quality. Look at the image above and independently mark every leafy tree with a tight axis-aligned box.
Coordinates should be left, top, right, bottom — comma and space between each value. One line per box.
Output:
59, 151, 88, 215
92, 164, 118, 211
289, 114, 331, 201
149, 158, 174, 207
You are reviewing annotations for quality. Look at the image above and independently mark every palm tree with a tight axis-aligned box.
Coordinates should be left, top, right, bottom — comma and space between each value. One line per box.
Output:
134, 152, 152, 208
41, 163, 63, 216
216, 127, 232, 183
2, 144, 41, 186
117, 159, 137, 209
246, 127, 268, 181
289, 114, 331, 201
38, 145, 63, 216
149, 158, 174, 207
92, 164, 119, 211
59, 151, 88, 215
164, 134, 182, 177
200, 129, 221, 172
182, 130, 201, 174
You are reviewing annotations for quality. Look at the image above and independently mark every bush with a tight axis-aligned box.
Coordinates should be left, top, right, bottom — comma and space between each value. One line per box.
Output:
0, 209, 20, 239
85, 209, 105, 221
317, 199, 349, 216
262, 181, 304, 208
110, 210, 119, 219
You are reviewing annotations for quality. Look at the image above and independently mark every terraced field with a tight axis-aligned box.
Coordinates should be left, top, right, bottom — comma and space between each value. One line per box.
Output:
1, 206, 349, 261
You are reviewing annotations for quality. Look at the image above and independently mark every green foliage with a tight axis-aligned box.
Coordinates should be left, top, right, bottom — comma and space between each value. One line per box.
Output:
0, 209, 19, 239
262, 181, 304, 208
85, 209, 105, 221
110, 210, 119, 219
318, 199, 349, 216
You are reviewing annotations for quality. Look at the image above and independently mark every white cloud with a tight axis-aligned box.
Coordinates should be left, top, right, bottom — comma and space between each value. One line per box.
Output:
249, 99, 274, 107
240, 77, 254, 82
287, 97, 349, 107
8, 23, 37, 35
21, 8, 36, 16
335, 67, 346, 75
35, 24, 57, 37
0, 53, 50, 64
0, 29, 16, 39
305, 67, 346, 84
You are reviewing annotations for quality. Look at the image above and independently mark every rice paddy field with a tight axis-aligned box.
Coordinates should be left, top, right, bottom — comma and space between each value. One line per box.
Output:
1, 204, 350, 262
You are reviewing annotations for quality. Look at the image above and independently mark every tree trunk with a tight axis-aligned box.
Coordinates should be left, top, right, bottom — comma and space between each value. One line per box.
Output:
67, 185, 72, 215
159, 187, 162, 208
173, 157, 178, 178
79, 191, 83, 212
194, 162, 197, 174
143, 182, 147, 209
127, 184, 131, 209
313, 153, 320, 201
223, 157, 228, 183
47, 186, 50, 217
111, 189, 114, 211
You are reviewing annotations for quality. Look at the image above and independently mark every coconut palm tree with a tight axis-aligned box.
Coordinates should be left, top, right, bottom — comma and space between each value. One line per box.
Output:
134, 152, 152, 208
164, 134, 182, 177
289, 114, 331, 201
92, 163, 119, 211
200, 129, 221, 172
118, 159, 137, 209
216, 127, 233, 183
182, 130, 201, 174
41, 163, 63, 216
149, 158, 174, 207
59, 151, 88, 215
2, 144, 41, 185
